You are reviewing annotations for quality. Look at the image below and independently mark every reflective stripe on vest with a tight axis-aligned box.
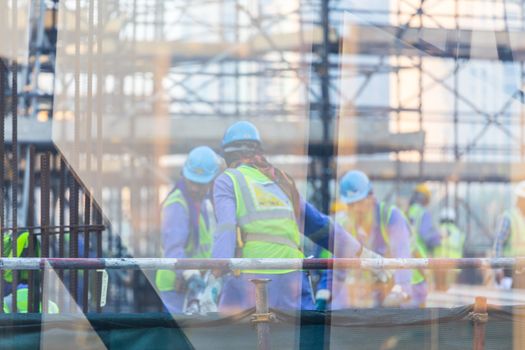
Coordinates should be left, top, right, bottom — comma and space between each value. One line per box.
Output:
379, 202, 426, 285
226, 165, 303, 274
504, 208, 525, 257
155, 189, 213, 292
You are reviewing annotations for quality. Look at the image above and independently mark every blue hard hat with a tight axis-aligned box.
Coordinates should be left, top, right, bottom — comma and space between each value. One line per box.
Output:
339, 170, 372, 204
222, 121, 261, 150
183, 146, 221, 184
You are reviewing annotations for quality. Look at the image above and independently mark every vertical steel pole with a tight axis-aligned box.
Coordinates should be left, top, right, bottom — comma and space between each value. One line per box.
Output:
40, 153, 50, 313
471, 296, 488, 350
69, 175, 79, 311
11, 59, 19, 313
95, 206, 102, 313
58, 157, 66, 311
27, 146, 36, 312
251, 279, 272, 350
0, 58, 6, 314
82, 194, 90, 313
320, 0, 332, 214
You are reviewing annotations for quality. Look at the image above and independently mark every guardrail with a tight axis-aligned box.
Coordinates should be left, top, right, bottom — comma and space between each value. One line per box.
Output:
0, 257, 522, 270
0, 257, 508, 350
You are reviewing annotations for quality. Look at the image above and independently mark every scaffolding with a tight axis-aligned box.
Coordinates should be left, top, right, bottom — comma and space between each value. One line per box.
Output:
2, 0, 525, 312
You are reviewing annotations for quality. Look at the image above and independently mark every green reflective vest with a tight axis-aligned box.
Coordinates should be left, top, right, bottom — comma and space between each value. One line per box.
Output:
337, 203, 425, 284
226, 165, 304, 274
155, 189, 213, 292
3, 231, 39, 284
3, 287, 59, 313
434, 222, 465, 259
503, 208, 525, 257
407, 203, 430, 257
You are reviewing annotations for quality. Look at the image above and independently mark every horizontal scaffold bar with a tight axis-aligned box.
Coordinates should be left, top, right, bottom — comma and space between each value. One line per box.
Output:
0, 258, 523, 270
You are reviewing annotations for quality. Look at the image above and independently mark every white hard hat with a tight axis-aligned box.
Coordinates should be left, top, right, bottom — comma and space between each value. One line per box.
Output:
440, 207, 456, 222
515, 181, 525, 199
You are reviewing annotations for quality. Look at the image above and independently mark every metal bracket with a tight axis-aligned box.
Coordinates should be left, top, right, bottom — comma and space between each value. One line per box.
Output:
467, 311, 488, 324
251, 312, 275, 324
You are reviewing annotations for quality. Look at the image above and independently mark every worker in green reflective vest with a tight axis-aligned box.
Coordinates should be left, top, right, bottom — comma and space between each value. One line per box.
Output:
493, 181, 525, 289
407, 183, 442, 257
433, 207, 465, 291
3, 284, 59, 313
3, 231, 40, 297
332, 170, 427, 308
212, 121, 386, 312
155, 146, 221, 313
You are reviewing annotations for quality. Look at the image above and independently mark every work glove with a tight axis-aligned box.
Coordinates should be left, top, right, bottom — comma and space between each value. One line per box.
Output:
183, 270, 206, 293
199, 272, 222, 314
315, 289, 331, 311
382, 285, 409, 308
359, 247, 392, 283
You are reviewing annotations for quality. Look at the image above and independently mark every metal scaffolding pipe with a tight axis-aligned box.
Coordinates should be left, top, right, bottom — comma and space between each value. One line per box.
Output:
0, 257, 523, 271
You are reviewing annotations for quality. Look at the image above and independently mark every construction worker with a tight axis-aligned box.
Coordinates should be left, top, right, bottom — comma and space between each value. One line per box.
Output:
493, 181, 525, 289
212, 121, 386, 312
433, 207, 465, 291
3, 283, 59, 313
407, 183, 441, 257
332, 170, 427, 308
3, 231, 39, 297
155, 146, 222, 313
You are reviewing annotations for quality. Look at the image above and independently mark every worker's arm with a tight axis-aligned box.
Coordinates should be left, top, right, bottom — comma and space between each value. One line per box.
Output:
493, 215, 511, 258
211, 173, 237, 259
301, 200, 362, 258
162, 202, 190, 259
418, 211, 441, 251
387, 208, 413, 297
161, 201, 191, 283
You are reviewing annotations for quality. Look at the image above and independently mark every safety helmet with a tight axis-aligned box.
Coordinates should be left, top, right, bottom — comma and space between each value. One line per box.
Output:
182, 146, 221, 184
339, 170, 372, 204
222, 121, 261, 151
440, 207, 456, 222
414, 183, 431, 200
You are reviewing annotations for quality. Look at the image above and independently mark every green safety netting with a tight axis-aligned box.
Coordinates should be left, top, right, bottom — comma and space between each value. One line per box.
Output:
0, 305, 520, 350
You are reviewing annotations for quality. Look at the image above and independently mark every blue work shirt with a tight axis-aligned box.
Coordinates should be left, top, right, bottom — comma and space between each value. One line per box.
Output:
212, 171, 362, 312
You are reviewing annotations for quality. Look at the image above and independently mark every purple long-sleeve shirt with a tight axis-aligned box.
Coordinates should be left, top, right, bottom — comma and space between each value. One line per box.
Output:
368, 203, 412, 288
493, 215, 511, 258
410, 203, 441, 250
212, 171, 362, 311
160, 182, 211, 313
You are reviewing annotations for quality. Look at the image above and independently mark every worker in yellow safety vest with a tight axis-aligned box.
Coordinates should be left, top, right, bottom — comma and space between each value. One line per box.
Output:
155, 146, 222, 313
433, 207, 465, 291
493, 181, 525, 289
3, 284, 59, 313
211, 121, 387, 313
332, 170, 427, 308
407, 183, 442, 258
2, 231, 40, 297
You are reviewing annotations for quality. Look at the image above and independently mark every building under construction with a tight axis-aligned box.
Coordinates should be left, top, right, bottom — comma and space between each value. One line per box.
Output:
1, 0, 525, 349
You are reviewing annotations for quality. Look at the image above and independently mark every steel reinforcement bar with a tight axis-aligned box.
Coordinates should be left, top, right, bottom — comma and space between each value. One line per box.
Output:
0, 257, 523, 270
